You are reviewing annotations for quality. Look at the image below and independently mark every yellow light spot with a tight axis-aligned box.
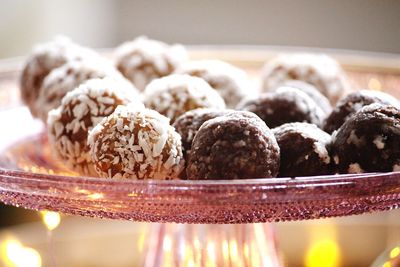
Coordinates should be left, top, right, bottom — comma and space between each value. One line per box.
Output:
368, 78, 382, 91
137, 231, 146, 252
40, 211, 61, 231
229, 239, 239, 263
243, 243, 250, 260
1, 238, 42, 267
383, 261, 391, 267
184, 244, 194, 266
206, 241, 216, 266
88, 193, 104, 200
305, 239, 340, 267
222, 240, 229, 262
194, 237, 200, 250
390, 247, 400, 259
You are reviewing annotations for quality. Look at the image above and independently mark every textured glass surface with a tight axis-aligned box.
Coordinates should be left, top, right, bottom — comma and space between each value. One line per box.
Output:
0, 49, 400, 224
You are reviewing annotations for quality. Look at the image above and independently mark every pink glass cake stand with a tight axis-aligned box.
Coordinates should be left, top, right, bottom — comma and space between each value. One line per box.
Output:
1, 48, 400, 266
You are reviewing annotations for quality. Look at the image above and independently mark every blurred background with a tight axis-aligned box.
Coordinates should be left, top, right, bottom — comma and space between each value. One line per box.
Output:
1, 0, 400, 58
1, 1, 400, 266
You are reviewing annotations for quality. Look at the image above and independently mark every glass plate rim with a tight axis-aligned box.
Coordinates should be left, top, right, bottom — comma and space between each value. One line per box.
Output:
0, 165, 398, 188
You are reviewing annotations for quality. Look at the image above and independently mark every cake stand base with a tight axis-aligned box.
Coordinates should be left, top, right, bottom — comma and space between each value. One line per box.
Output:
140, 223, 281, 267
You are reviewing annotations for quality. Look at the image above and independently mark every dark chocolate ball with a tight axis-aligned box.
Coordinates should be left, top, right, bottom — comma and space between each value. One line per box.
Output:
331, 104, 400, 173
237, 86, 325, 128
173, 108, 233, 155
187, 111, 280, 180
279, 80, 332, 114
323, 90, 399, 134
272, 122, 333, 177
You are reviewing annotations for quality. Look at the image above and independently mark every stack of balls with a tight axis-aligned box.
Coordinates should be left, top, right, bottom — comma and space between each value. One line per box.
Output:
20, 36, 400, 180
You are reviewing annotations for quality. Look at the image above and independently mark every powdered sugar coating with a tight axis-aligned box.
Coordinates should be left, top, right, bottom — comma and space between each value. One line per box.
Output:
115, 36, 188, 91
262, 53, 350, 104
143, 74, 226, 123
173, 108, 235, 155
47, 78, 142, 175
272, 122, 333, 177
237, 86, 326, 128
88, 105, 184, 179
176, 59, 255, 108
323, 90, 400, 133
20, 36, 101, 116
187, 111, 280, 180
36, 58, 133, 122
279, 80, 332, 114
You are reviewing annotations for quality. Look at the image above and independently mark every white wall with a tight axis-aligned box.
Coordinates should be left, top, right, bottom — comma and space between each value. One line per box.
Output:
1, 0, 400, 58
0, 0, 117, 57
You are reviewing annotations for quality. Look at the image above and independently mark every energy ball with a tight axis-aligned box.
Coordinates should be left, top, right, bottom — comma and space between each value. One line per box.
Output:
272, 122, 333, 177
323, 90, 399, 133
47, 78, 142, 175
331, 104, 400, 174
173, 108, 234, 154
279, 80, 332, 114
35, 59, 134, 122
20, 36, 100, 116
237, 86, 325, 128
262, 53, 350, 104
88, 105, 185, 179
176, 59, 255, 108
143, 74, 226, 123
114, 36, 188, 91
187, 111, 280, 180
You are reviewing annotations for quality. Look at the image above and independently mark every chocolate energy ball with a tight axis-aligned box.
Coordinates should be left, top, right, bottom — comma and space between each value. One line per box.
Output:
173, 108, 234, 155
20, 36, 100, 115
35, 59, 134, 122
88, 105, 185, 179
323, 90, 399, 133
176, 59, 255, 108
237, 86, 326, 128
187, 111, 280, 180
143, 74, 225, 123
262, 53, 350, 104
272, 122, 333, 177
47, 78, 142, 175
331, 104, 400, 173
114, 36, 188, 91
279, 80, 332, 114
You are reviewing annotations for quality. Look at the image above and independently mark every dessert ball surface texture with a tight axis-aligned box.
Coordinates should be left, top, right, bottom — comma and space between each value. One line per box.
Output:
237, 86, 325, 128
47, 78, 142, 175
176, 59, 254, 108
323, 90, 399, 133
35, 59, 133, 122
88, 105, 185, 179
21, 36, 100, 116
115, 36, 188, 91
279, 80, 332, 114
187, 111, 280, 180
272, 122, 333, 177
262, 53, 349, 104
331, 104, 400, 174
173, 108, 234, 154
143, 74, 225, 123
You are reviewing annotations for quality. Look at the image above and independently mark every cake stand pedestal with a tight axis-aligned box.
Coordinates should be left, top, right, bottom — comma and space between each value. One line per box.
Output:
140, 223, 280, 267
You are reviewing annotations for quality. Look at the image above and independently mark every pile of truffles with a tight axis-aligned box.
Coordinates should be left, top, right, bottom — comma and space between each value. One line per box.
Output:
20, 36, 400, 180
